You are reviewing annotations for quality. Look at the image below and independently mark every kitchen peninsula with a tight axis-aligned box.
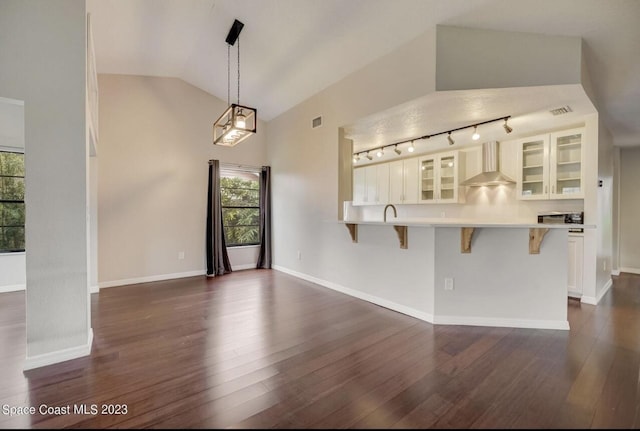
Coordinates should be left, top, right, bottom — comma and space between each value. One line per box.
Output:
339, 217, 591, 330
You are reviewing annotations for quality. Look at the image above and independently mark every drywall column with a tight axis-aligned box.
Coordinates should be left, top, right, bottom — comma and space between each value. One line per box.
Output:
619, 147, 640, 272
0, 0, 90, 368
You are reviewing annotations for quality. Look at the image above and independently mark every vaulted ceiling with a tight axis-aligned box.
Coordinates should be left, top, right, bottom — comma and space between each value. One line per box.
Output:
87, 0, 640, 147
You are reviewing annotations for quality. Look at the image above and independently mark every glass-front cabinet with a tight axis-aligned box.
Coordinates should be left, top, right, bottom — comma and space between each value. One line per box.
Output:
519, 135, 548, 200
419, 156, 436, 202
550, 129, 584, 199
439, 154, 456, 201
419, 151, 462, 203
517, 128, 584, 200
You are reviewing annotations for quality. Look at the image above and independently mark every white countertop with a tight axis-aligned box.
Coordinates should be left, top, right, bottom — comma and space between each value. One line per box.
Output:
340, 218, 595, 229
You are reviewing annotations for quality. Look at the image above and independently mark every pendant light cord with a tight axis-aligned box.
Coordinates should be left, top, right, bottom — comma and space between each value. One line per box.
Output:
237, 37, 241, 105
227, 44, 230, 107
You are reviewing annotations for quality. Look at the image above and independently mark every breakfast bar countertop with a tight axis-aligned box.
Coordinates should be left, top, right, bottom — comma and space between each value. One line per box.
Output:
339, 218, 595, 229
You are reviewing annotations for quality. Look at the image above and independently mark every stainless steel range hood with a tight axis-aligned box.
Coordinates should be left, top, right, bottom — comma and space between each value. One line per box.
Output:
461, 141, 515, 187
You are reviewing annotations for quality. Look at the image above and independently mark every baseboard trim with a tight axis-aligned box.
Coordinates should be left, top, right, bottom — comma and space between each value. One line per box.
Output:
90, 285, 99, 294
0, 283, 25, 293
273, 265, 570, 331
581, 278, 614, 305
611, 269, 621, 276
620, 267, 640, 275
273, 265, 435, 323
98, 270, 206, 289
432, 315, 570, 331
232, 264, 257, 271
23, 328, 93, 371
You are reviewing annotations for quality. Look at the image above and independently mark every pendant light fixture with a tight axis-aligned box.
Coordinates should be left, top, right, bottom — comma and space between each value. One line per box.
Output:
213, 19, 257, 147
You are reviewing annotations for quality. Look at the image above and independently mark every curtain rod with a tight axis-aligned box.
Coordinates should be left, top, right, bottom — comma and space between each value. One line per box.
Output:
210, 160, 263, 171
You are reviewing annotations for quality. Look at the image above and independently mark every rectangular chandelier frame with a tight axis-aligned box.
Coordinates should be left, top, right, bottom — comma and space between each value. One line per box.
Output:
213, 103, 257, 147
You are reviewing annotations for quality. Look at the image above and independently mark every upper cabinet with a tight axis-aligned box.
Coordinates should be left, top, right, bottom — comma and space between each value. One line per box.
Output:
517, 127, 584, 200
550, 129, 584, 199
353, 163, 389, 205
389, 158, 419, 204
419, 151, 464, 204
87, 13, 99, 156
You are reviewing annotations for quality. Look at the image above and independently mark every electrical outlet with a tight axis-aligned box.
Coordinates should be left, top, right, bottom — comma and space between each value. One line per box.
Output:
603, 260, 606, 271
178, 251, 185, 260
444, 278, 454, 291
297, 250, 302, 260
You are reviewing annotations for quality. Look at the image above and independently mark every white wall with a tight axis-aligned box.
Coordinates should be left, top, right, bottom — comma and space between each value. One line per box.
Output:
0, 0, 90, 361
0, 253, 25, 293
594, 121, 614, 297
436, 26, 582, 91
619, 147, 640, 272
434, 228, 567, 327
268, 28, 437, 310
97, 75, 267, 286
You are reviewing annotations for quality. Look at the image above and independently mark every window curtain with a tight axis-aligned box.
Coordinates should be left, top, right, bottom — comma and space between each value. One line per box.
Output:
256, 166, 272, 269
206, 160, 232, 276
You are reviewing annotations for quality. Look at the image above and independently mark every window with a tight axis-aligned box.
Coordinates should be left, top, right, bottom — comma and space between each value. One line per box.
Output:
220, 169, 260, 247
0, 150, 25, 252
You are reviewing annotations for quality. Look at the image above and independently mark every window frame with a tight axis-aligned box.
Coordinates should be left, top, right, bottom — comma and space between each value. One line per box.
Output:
220, 168, 261, 248
0, 148, 25, 254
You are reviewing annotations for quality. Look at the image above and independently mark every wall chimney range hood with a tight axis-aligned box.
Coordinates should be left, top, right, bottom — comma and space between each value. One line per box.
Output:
461, 141, 515, 187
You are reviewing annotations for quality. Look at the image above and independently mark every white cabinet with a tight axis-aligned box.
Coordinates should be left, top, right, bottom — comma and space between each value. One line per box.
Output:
550, 129, 585, 199
517, 128, 584, 200
353, 163, 389, 205
418, 151, 464, 203
389, 158, 419, 204
568, 234, 584, 298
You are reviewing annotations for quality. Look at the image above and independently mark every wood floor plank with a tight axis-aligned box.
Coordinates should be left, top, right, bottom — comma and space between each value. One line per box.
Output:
1, 270, 639, 429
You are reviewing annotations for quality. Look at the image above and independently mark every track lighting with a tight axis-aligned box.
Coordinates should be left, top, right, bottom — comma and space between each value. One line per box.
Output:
447, 132, 455, 146
351, 116, 512, 162
503, 118, 513, 134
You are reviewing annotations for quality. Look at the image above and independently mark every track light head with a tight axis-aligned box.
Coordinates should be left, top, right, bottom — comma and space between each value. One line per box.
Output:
394, 145, 401, 155
366, 152, 373, 160
376, 148, 384, 158
353, 154, 360, 164
503, 118, 513, 134
472, 126, 480, 141
447, 132, 454, 146
408, 141, 415, 153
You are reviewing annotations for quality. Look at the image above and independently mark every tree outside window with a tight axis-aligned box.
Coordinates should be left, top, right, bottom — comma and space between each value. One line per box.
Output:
0, 151, 25, 252
220, 170, 260, 247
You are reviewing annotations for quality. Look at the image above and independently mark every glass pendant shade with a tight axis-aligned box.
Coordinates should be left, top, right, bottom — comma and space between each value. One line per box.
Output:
213, 104, 257, 146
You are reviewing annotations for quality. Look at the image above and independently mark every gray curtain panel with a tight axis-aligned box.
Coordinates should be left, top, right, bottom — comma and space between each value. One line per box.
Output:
206, 160, 232, 276
257, 166, 272, 269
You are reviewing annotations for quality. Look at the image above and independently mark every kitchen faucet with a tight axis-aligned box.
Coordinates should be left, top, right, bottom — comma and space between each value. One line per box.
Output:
383, 204, 397, 222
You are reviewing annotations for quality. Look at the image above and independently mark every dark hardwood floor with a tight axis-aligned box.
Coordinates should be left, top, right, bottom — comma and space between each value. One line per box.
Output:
1, 269, 640, 428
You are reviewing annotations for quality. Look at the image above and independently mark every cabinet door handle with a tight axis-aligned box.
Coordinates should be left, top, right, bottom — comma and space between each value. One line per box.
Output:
545, 185, 548, 194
